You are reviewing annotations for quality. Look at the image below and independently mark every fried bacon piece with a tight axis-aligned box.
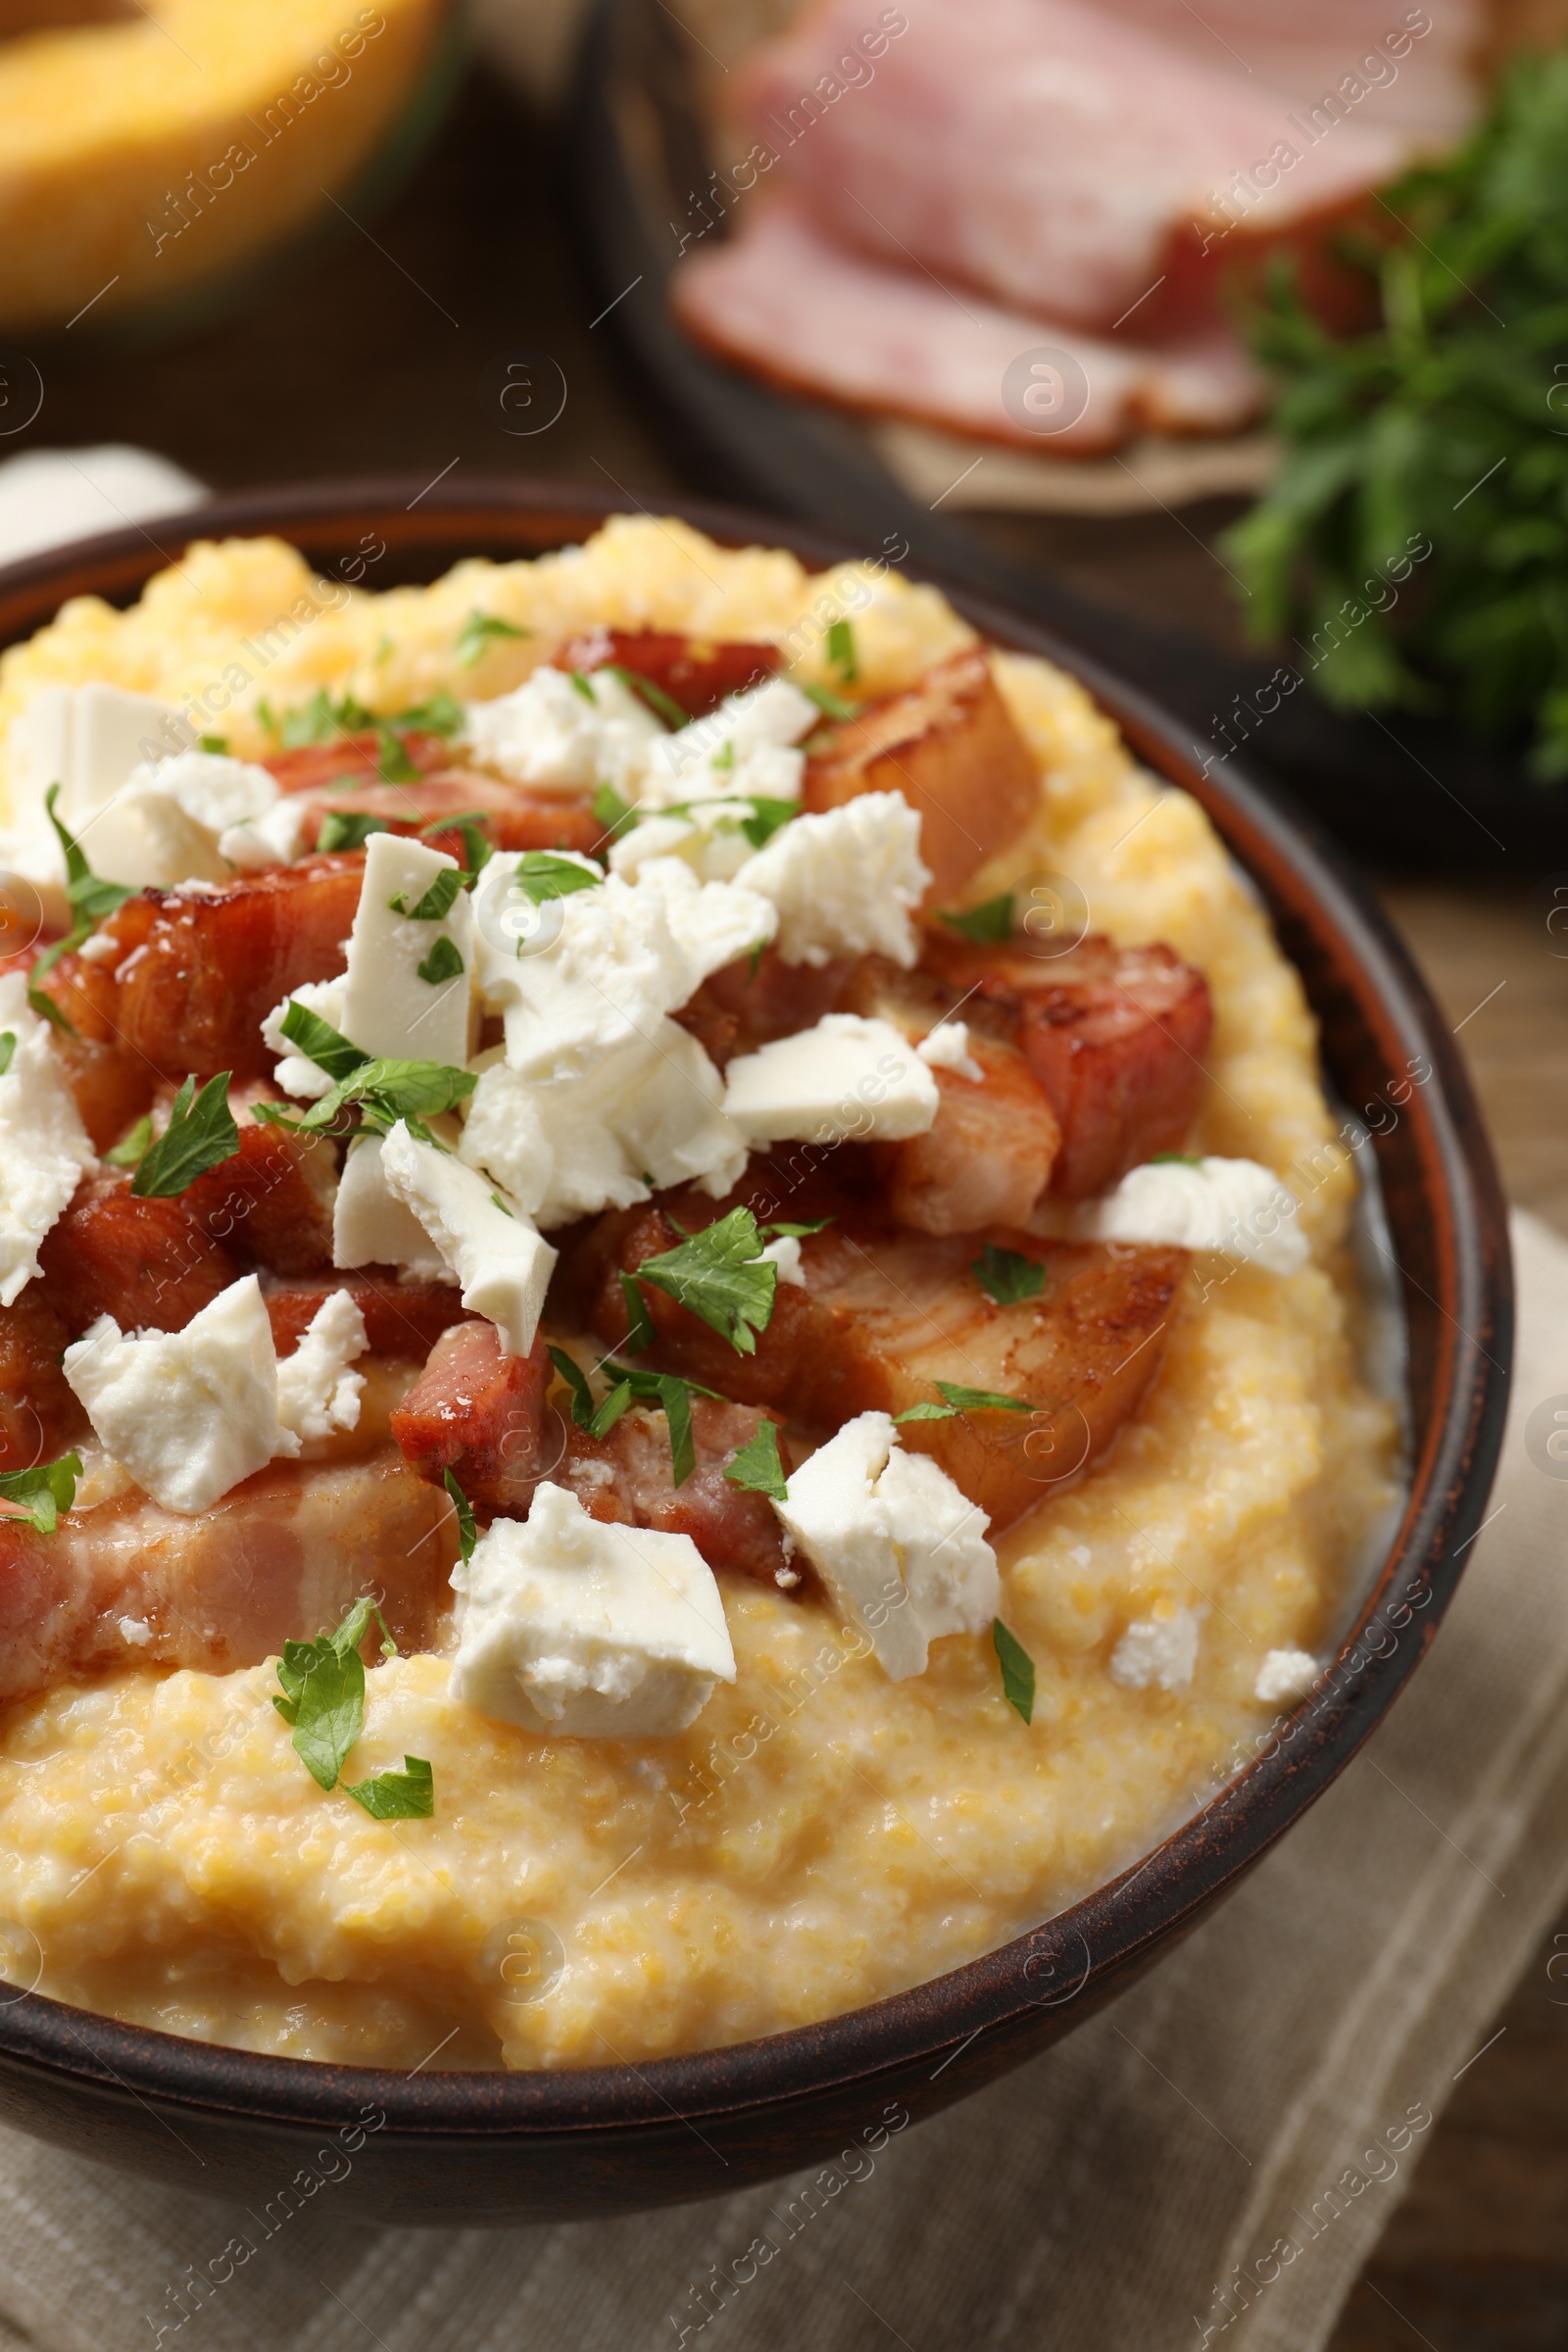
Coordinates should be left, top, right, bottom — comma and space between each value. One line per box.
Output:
0, 1291, 86, 1474
272, 775, 605, 864
926, 933, 1213, 1198
564, 1185, 1184, 1532
558, 629, 780, 719
39, 1175, 240, 1339
265, 1273, 469, 1362
183, 1094, 337, 1276
96, 857, 364, 1081
0, 1449, 458, 1703
674, 948, 855, 1072
804, 649, 1039, 903
390, 1322, 560, 1515
563, 1398, 795, 1586
262, 729, 456, 796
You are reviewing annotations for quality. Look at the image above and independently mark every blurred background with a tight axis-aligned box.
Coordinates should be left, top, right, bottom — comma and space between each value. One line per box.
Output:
0, 0, 1564, 2340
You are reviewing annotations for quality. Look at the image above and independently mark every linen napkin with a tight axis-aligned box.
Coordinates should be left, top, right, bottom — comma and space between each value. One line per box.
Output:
0, 449, 206, 572
0, 1205, 1552, 2352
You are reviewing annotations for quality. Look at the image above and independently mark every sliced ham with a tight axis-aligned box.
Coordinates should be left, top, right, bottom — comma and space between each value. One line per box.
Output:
674, 200, 1263, 457
38, 1174, 241, 1339
0, 1291, 85, 1474
264, 1272, 469, 1362
926, 933, 1214, 1198
271, 774, 606, 864
183, 1092, 337, 1276
563, 1398, 795, 1587
390, 1322, 560, 1515
0, 1449, 458, 1703
732, 0, 1413, 337
556, 630, 781, 718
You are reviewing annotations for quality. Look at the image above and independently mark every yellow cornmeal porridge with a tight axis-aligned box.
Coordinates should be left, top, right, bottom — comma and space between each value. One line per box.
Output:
0, 521, 1400, 2069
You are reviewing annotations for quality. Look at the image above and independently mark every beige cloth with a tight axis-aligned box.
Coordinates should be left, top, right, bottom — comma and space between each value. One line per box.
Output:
0, 1210, 1558, 2352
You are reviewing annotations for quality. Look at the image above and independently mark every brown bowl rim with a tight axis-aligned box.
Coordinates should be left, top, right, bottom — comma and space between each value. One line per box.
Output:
0, 476, 1513, 2140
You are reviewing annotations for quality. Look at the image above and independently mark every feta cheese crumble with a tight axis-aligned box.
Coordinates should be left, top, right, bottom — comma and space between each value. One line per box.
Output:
722, 1012, 939, 1146
917, 1021, 984, 1083
262, 976, 347, 1102
1108, 1605, 1202, 1692
733, 793, 930, 968
63, 1275, 284, 1516
274, 1289, 369, 1447
451, 1481, 737, 1737
379, 1120, 555, 1356
80, 751, 281, 891
0, 971, 97, 1305
218, 794, 312, 873
1253, 1647, 1320, 1706
5, 685, 186, 893
462, 664, 662, 794
607, 800, 772, 886
637, 676, 817, 809
338, 832, 474, 1069
332, 1133, 450, 1279
759, 1233, 805, 1288
772, 1412, 999, 1681
1075, 1155, 1308, 1274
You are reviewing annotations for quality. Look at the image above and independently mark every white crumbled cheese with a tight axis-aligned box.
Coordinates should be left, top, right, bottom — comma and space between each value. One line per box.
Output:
379, 1120, 555, 1356
117, 1616, 153, 1647
607, 799, 773, 885
462, 664, 662, 793
76, 932, 121, 965
338, 832, 474, 1069
734, 793, 929, 968
1108, 1605, 1202, 1692
78, 753, 279, 892
722, 1012, 939, 1147
759, 1233, 805, 1288
7, 683, 185, 837
219, 794, 312, 872
471, 853, 773, 1080
1075, 1155, 1309, 1274
451, 1481, 736, 1737
274, 1289, 369, 1446
1254, 1647, 1320, 1706
262, 976, 347, 1101
637, 677, 817, 809
70, 1442, 138, 1512
918, 1020, 984, 1083
772, 1411, 998, 1681
0, 971, 97, 1305
332, 1134, 449, 1279
459, 1024, 746, 1230
63, 1275, 283, 1515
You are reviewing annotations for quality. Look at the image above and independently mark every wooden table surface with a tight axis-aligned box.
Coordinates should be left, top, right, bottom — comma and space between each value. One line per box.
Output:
9, 64, 1566, 2348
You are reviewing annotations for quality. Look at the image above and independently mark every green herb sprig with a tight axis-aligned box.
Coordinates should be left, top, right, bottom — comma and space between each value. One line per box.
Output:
130, 1072, 240, 1198
895, 1382, 1035, 1423
722, 1418, 788, 1501
547, 1347, 724, 1488
971, 1246, 1047, 1306
939, 894, 1012, 945
27, 786, 139, 1032
272, 1595, 433, 1816
457, 611, 530, 665
993, 1618, 1036, 1725
0, 1450, 82, 1535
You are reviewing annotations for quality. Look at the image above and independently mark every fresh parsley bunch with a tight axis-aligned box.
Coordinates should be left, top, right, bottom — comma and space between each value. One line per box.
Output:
1225, 48, 1568, 776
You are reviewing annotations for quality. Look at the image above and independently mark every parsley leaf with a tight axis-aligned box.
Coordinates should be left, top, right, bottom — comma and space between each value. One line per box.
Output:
392, 691, 464, 737
130, 1072, 240, 1198
762, 1217, 832, 1239
376, 726, 421, 784
826, 617, 858, 681
272, 1595, 397, 1793
939, 894, 1013, 945
599, 663, 686, 730
567, 670, 597, 704
0, 1033, 14, 1079
280, 688, 372, 748
318, 811, 390, 854
894, 1381, 1035, 1423
1150, 1152, 1203, 1167
739, 798, 800, 849
346, 1754, 434, 1820
618, 1272, 657, 1353
104, 1112, 153, 1170
390, 868, 463, 922
722, 1418, 788, 1501
635, 1207, 778, 1355
490, 1192, 514, 1218
417, 809, 493, 878
547, 1346, 598, 1431
548, 1347, 723, 1482
972, 1245, 1047, 1305
511, 851, 604, 905
278, 999, 369, 1082
270, 1004, 473, 1141
197, 733, 228, 754
0, 1450, 82, 1535
801, 681, 862, 721
458, 611, 530, 665
416, 935, 465, 985
592, 783, 638, 841
44, 785, 135, 929
444, 1469, 477, 1563
993, 1619, 1036, 1725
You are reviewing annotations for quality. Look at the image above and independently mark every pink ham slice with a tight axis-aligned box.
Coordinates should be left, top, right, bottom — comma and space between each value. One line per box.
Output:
0, 1449, 459, 1703
732, 0, 1415, 339
674, 199, 1262, 455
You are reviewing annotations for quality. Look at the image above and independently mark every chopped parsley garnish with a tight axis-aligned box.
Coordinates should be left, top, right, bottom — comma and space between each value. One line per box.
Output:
939, 893, 1013, 945
265, 1002, 473, 1142
376, 726, 421, 784
416, 936, 465, 986
390, 867, 463, 922
655, 794, 801, 850
104, 1112, 153, 1169
567, 669, 598, 704
722, 1418, 788, 1502
0, 1034, 14, 1079
277, 1000, 367, 1082
600, 663, 686, 731
826, 617, 858, 682
458, 610, 530, 665
393, 691, 464, 738
197, 734, 228, 754
130, 1072, 239, 1199
801, 680, 862, 721
0, 1450, 82, 1535
489, 1192, 514, 1219
1150, 1152, 1203, 1167
512, 851, 604, 904
618, 1272, 657, 1353
318, 811, 391, 854
272, 1595, 430, 1814
635, 1207, 778, 1356
993, 1619, 1036, 1725
546, 1347, 723, 1487
280, 688, 373, 748
738, 798, 799, 849
345, 1755, 434, 1820
417, 809, 493, 879
972, 1245, 1047, 1306
28, 786, 138, 1031
592, 783, 638, 842
444, 1469, 476, 1564
894, 1382, 1035, 1423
